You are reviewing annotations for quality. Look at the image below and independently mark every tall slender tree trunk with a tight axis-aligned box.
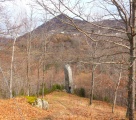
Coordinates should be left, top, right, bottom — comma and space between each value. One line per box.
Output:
90, 64, 95, 105
42, 64, 45, 99
9, 37, 16, 98
26, 59, 30, 96
42, 35, 46, 99
26, 31, 32, 96
127, 40, 135, 120
112, 65, 122, 113
37, 62, 40, 97
127, 1, 136, 119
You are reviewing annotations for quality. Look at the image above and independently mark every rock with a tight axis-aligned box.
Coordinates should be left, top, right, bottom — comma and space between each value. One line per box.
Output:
35, 98, 49, 110
64, 64, 73, 93
62, 89, 67, 92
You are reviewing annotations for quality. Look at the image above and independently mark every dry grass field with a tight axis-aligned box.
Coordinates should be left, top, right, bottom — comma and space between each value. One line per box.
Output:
0, 91, 129, 120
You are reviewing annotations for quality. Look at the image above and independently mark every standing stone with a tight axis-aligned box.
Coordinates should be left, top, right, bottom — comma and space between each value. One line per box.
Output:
64, 64, 73, 93
35, 98, 49, 110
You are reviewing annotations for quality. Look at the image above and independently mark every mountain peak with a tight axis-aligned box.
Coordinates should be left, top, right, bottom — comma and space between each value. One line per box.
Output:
55, 14, 69, 19
51, 14, 70, 24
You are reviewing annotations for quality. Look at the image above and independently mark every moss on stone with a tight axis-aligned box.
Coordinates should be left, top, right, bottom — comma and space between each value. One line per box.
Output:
26, 96, 37, 105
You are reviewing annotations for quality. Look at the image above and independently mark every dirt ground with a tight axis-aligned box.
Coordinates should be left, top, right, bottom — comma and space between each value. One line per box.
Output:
0, 91, 128, 120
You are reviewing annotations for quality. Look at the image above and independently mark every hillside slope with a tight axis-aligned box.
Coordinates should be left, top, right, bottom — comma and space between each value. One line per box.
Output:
0, 91, 127, 120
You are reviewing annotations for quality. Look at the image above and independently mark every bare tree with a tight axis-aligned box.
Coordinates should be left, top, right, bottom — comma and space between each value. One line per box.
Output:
22, 6, 38, 96
33, 0, 136, 119
112, 64, 122, 113
87, 42, 102, 105
9, 35, 17, 98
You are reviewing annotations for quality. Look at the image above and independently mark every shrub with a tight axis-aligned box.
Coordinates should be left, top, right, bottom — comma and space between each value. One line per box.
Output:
19, 88, 24, 96
103, 96, 110, 102
38, 84, 64, 96
39, 87, 50, 95
51, 84, 64, 91
74, 88, 85, 97
12, 90, 16, 97
93, 95, 98, 100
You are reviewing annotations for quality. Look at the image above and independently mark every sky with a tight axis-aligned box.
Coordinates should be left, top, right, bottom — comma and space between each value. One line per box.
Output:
1, 0, 130, 20
0, 0, 129, 36
0, 0, 43, 36
1, 0, 106, 20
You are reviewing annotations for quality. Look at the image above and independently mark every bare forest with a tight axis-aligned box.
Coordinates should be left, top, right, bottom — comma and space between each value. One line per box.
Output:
0, 0, 136, 120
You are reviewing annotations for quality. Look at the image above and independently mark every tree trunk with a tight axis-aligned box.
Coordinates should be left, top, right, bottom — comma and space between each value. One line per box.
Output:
112, 65, 122, 113
127, 1, 136, 119
26, 59, 30, 96
90, 64, 95, 105
9, 37, 16, 98
127, 41, 135, 120
42, 37, 46, 99
37, 62, 40, 97
26, 26, 32, 96
42, 82, 44, 99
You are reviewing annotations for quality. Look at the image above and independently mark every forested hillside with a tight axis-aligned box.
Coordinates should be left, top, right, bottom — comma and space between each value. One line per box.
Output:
0, 0, 136, 119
